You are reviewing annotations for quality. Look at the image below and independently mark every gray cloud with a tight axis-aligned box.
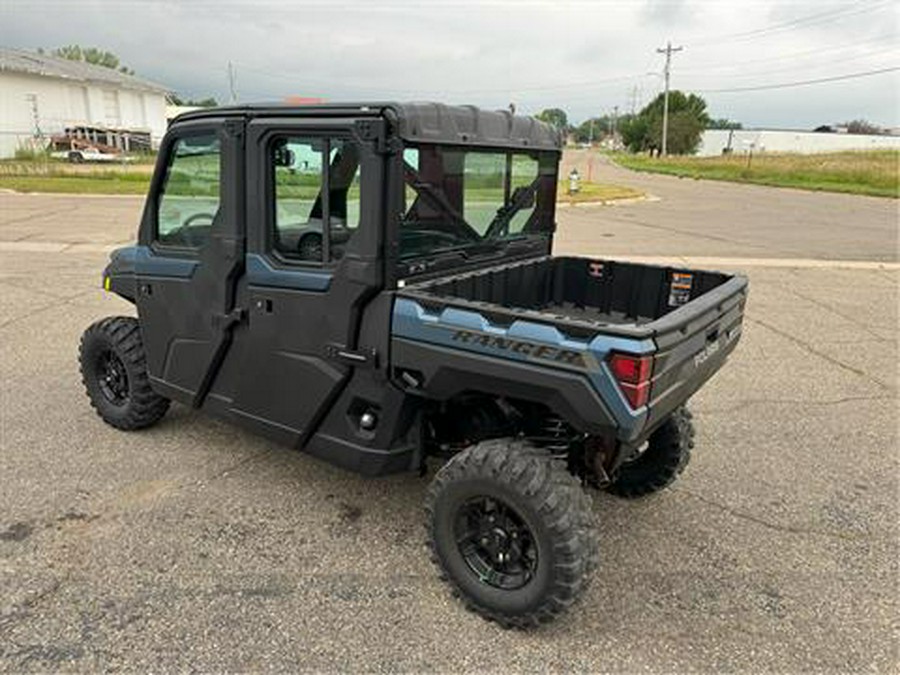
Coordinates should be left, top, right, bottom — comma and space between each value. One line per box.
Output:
640, 0, 694, 26
1, 0, 897, 128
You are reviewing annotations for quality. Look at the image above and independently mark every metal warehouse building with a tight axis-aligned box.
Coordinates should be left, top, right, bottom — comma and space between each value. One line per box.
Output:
0, 47, 169, 159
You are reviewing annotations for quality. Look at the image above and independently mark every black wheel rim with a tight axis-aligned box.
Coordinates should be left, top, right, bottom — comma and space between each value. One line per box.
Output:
454, 496, 538, 590
96, 350, 129, 406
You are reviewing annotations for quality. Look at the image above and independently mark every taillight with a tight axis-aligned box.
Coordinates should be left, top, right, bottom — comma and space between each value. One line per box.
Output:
608, 352, 653, 409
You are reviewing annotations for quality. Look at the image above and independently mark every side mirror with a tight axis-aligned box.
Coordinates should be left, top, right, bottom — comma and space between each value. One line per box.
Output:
273, 145, 295, 168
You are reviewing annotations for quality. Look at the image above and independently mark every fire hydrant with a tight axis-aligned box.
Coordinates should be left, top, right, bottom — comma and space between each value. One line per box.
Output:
568, 168, 581, 195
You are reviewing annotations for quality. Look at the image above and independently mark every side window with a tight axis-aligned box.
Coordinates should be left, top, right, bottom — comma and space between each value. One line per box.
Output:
508, 155, 539, 234
327, 139, 361, 258
463, 152, 505, 235
271, 136, 362, 263
403, 147, 419, 209
156, 133, 221, 248
273, 138, 325, 261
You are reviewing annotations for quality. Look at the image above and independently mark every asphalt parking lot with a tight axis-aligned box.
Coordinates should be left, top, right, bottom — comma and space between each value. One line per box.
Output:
0, 169, 897, 671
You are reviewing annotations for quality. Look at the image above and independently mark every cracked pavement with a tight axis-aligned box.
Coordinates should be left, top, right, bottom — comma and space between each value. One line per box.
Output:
0, 171, 897, 672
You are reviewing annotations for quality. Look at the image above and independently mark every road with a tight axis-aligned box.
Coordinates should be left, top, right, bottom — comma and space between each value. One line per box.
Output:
559, 149, 899, 263
0, 171, 897, 672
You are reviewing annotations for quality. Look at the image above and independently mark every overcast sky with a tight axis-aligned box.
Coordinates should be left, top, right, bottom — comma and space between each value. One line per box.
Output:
2, 0, 898, 129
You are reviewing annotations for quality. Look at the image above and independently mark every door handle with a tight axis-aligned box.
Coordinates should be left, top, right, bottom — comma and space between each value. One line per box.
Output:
211, 308, 246, 330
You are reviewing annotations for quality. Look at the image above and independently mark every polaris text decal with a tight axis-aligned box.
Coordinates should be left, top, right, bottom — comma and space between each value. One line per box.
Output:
693, 325, 742, 368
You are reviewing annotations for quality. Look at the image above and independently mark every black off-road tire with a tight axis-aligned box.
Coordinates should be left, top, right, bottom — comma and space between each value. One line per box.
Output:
606, 407, 695, 499
79, 316, 170, 430
425, 439, 599, 628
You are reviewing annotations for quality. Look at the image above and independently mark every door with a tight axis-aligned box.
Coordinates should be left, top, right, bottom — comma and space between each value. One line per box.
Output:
209, 119, 384, 448
135, 117, 245, 406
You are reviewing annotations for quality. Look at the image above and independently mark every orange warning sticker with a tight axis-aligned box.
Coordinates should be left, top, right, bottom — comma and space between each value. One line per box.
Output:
669, 272, 694, 306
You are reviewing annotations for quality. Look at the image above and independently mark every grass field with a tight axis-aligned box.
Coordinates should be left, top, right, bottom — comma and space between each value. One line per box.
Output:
0, 175, 151, 194
611, 149, 899, 198
557, 181, 644, 204
0, 161, 645, 204
0, 161, 152, 194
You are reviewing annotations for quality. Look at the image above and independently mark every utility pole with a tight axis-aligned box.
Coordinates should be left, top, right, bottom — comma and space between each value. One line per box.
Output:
227, 61, 238, 104
612, 105, 619, 140
629, 85, 639, 115
656, 41, 683, 156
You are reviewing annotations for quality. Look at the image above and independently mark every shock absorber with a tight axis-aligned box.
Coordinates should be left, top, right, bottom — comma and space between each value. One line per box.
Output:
585, 435, 614, 487
523, 412, 580, 460
542, 415, 572, 457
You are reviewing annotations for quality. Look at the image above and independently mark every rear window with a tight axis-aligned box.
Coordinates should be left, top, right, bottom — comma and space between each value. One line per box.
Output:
399, 144, 557, 259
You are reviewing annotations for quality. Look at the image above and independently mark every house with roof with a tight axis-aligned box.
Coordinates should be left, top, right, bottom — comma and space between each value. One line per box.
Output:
0, 47, 169, 158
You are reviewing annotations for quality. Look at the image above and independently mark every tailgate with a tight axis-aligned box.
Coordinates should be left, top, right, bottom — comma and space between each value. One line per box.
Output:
644, 274, 748, 434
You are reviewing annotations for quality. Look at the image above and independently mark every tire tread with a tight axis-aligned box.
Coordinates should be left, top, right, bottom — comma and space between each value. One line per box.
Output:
425, 439, 598, 628
606, 406, 694, 499
79, 316, 170, 430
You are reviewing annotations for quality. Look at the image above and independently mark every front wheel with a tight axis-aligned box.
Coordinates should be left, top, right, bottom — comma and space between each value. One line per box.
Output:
79, 316, 170, 430
425, 439, 598, 628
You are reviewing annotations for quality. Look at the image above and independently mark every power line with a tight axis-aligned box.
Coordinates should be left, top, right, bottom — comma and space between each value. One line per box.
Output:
679, 41, 899, 77
690, 0, 893, 48
675, 46, 900, 89
694, 66, 900, 93
236, 62, 651, 96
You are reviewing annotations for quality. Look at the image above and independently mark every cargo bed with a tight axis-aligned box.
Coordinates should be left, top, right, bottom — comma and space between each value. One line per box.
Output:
399, 256, 747, 340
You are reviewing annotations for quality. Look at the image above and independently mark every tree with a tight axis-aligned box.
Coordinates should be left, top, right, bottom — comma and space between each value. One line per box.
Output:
708, 118, 742, 130
534, 108, 569, 131
168, 95, 219, 107
45, 45, 135, 75
573, 117, 602, 143
620, 91, 710, 155
571, 114, 634, 143
843, 119, 883, 135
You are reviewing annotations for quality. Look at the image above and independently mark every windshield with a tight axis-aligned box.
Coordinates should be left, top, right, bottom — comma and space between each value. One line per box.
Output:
399, 144, 558, 260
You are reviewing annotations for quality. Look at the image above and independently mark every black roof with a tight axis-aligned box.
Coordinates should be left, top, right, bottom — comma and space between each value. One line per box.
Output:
175, 102, 562, 151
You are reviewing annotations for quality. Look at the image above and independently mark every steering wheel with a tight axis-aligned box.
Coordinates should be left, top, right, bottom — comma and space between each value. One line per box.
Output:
297, 232, 323, 261
183, 212, 216, 229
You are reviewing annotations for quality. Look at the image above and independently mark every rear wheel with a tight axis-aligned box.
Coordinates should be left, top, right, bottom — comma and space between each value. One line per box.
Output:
606, 407, 695, 498
425, 439, 598, 628
79, 316, 170, 430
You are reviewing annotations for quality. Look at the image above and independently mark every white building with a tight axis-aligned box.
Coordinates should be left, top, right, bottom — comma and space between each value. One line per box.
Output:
0, 47, 169, 158
697, 128, 900, 157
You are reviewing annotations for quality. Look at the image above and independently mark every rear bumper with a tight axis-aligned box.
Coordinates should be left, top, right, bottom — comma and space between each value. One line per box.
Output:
643, 283, 747, 434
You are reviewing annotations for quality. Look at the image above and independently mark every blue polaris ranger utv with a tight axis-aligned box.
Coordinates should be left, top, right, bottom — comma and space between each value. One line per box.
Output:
79, 103, 747, 627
